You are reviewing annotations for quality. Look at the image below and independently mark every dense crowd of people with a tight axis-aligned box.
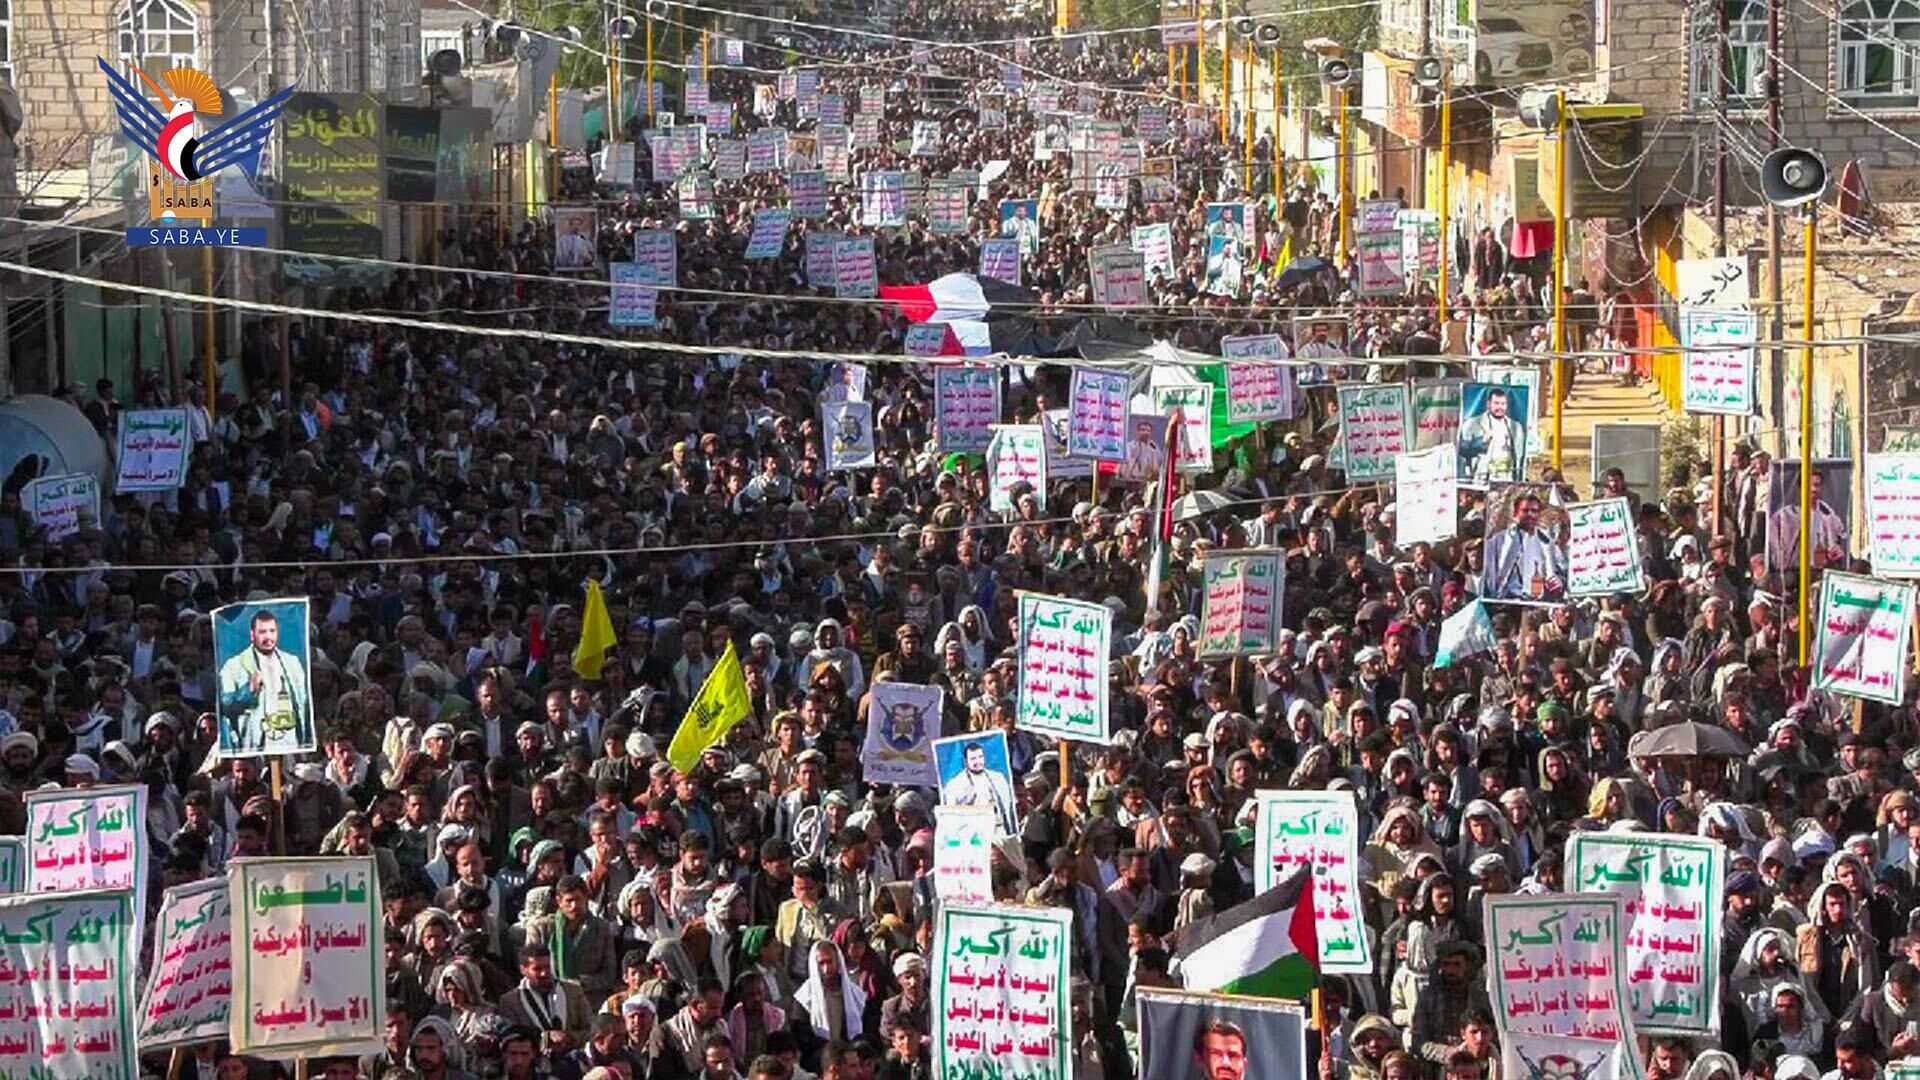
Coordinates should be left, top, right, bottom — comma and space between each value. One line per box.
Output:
1, 4, 1881, 1080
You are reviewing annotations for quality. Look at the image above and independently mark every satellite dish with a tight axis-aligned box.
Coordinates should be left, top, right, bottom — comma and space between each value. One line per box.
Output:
429, 49, 463, 77
1413, 55, 1443, 89
1760, 146, 1829, 208
1320, 57, 1353, 87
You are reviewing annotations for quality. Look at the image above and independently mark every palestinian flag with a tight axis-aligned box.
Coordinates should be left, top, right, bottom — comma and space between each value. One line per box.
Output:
1176, 867, 1319, 999
1142, 407, 1184, 618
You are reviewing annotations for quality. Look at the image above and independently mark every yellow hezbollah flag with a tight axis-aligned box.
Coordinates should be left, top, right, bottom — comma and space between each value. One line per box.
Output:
573, 579, 618, 680
667, 641, 750, 772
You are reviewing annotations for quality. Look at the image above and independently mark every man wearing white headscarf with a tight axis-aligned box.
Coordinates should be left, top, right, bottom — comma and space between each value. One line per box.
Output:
790, 940, 872, 1069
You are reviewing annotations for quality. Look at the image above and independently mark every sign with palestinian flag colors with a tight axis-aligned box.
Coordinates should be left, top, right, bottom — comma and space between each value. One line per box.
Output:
1174, 867, 1317, 998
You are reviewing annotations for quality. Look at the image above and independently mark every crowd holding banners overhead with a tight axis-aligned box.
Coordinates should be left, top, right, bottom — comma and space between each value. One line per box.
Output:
1564, 832, 1725, 1037
1252, 790, 1370, 974
1134, 988, 1307, 1080
228, 857, 384, 1058
212, 597, 315, 756
137, 876, 233, 1052
0, 890, 140, 1080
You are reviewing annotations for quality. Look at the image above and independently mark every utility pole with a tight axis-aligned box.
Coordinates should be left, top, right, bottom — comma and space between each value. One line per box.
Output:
1711, 0, 1729, 537
1767, 0, 1786, 459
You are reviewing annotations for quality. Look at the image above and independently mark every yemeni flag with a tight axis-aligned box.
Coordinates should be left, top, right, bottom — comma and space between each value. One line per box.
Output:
879, 272, 1032, 322
1176, 866, 1319, 998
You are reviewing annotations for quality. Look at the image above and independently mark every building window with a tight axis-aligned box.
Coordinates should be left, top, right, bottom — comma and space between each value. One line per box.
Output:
1688, 0, 1767, 108
1838, 0, 1920, 107
116, 0, 199, 75
0, 0, 13, 87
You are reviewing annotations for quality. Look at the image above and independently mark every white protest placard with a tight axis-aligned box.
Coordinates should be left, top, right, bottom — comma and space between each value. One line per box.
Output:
712, 138, 746, 179
932, 807, 996, 904
1254, 790, 1371, 974
979, 238, 1020, 285
1089, 244, 1146, 310
851, 112, 881, 149
747, 127, 784, 172
1680, 309, 1757, 416
821, 400, 877, 470
1041, 408, 1092, 482
1222, 335, 1294, 423
820, 124, 850, 182
0, 839, 21, 893
862, 682, 942, 786
1198, 550, 1283, 658
906, 324, 953, 357
608, 263, 659, 328
788, 170, 827, 218
820, 93, 845, 126
1356, 230, 1406, 297
930, 182, 970, 235
932, 904, 1070, 1078
139, 876, 232, 1050
1566, 832, 1725, 1037
1015, 592, 1111, 743
229, 857, 385, 1056
25, 474, 99, 542
1484, 893, 1640, 1044
1394, 445, 1458, 547
1336, 383, 1411, 481
0, 890, 139, 1080
745, 209, 790, 259
1067, 368, 1128, 462
1131, 223, 1174, 279
1567, 498, 1645, 596
1151, 384, 1213, 474
632, 228, 677, 284
934, 367, 1000, 453
25, 783, 148, 899
860, 170, 906, 227
1412, 380, 1462, 451
1814, 570, 1915, 704
986, 425, 1046, 513
115, 409, 189, 491
912, 120, 943, 156
833, 236, 878, 298
676, 171, 715, 218
1868, 453, 1920, 578
1356, 199, 1401, 234
805, 232, 840, 288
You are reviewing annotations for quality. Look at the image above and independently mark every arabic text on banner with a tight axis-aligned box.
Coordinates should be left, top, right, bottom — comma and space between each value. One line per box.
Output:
1565, 833, 1724, 1036
1151, 385, 1213, 474
230, 857, 386, 1056
24, 474, 99, 543
932, 807, 996, 905
805, 232, 840, 288
631, 228, 677, 284
608, 263, 659, 328
859, 170, 906, 227
860, 682, 943, 786
933, 903, 1071, 1079
1566, 498, 1646, 597
1394, 445, 1458, 547
1198, 550, 1283, 658
1251, 790, 1370, 973
1355, 230, 1406, 297
1337, 383, 1411, 482
930, 182, 969, 235
115, 409, 190, 492
1131, 223, 1174, 279
986, 425, 1046, 513
0, 840, 21, 894
935, 368, 1000, 452
1412, 380, 1462, 451
139, 877, 232, 1051
1089, 245, 1147, 310
1041, 408, 1091, 482
25, 784, 148, 900
833, 237, 878, 298
1015, 593, 1111, 744
1066, 369, 1129, 462
1865, 453, 1920, 578
1483, 894, 1638, 1043
1680, 310, 1757, 416
1355, 199, 1401, 233
0, 890, 138, 1080
744, 209, 790, 259
746, 127, 783, 172
1813, 570, 1915, 704
1221, 335, 1294, 422
979, 238, 1021, 285
788, 170, 827, 218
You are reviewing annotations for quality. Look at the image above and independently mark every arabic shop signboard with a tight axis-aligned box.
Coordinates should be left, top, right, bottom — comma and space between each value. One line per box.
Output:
138, 877, 232, 1050
932, 903, 1071, 1079
1565, 833, 1725, 1036
282, 94, 385, 257
229, 856, 386, 1057
1253, 791, 1371, 974
0, 890, 139, 1080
